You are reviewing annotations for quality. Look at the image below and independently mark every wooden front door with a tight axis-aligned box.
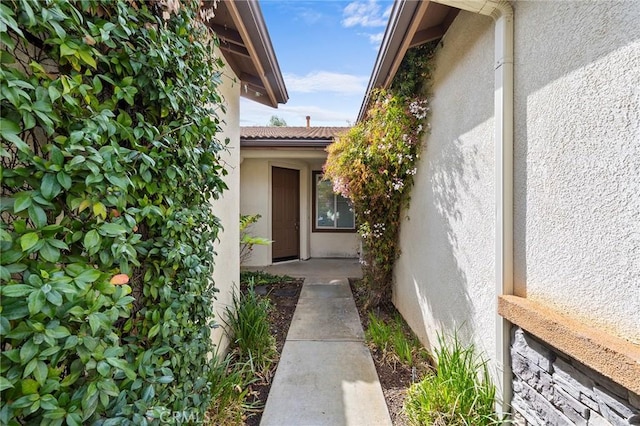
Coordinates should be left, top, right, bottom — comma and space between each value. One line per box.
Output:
272, 167, 300, 262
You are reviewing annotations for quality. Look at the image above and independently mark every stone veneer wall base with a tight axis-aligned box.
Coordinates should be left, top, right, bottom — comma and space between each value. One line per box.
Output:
511, 327, 640, 426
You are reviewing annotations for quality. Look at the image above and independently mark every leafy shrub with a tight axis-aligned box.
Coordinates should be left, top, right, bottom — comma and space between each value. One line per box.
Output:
404, 334, 501, 425
240, 214, 271, 264
239, 270, 292, 286
1, 0, 227, 423
324, 90, 430, 307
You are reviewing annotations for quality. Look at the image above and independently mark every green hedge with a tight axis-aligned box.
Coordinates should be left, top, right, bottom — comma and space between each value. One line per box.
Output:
1, 0, 227, 423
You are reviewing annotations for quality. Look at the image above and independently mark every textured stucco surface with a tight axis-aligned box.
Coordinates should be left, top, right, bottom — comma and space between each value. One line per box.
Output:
210, 62, 241, 352
240, 155, 358, 266
512, 1, 640, 343
393, 11, 497, 367
309, 233, 359, 258
240, 158, 271, 266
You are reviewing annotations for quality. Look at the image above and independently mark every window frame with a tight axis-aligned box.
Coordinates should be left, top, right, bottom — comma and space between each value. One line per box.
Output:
312, 171, 356, 233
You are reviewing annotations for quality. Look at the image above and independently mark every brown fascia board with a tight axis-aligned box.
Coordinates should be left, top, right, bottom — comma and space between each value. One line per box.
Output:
231, 0, 288, 107
357, 0, 428, 122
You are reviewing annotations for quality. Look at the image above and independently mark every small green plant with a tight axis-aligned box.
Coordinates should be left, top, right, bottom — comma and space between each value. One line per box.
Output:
404, 333, 501, 425
240, 214, 272, 263
206, 353, 259, 426
366, 311, 430, 369
224, 281, 277, 378
207, 278, 283, 424
240, 270, 293, 286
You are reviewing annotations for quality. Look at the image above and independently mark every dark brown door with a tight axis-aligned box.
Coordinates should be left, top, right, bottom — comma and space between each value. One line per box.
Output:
272, 167, 299, 262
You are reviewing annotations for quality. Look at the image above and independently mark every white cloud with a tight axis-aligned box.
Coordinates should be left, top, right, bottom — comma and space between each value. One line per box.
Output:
284, 71, 368, 95
240, 99, 357, 127
367, 31, 384, 44
297, 8, 324, 25
342, 0, 391, 28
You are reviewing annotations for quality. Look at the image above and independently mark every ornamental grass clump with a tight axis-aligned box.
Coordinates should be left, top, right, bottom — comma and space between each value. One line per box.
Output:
224, 281, 277, 379
404, 334, 501, 426
366, 311, 431, 369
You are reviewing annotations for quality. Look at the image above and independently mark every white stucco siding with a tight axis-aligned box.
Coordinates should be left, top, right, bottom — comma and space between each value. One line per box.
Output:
239, 158, 271, 266
394, 11, 496, 363
240, 156, 360, 266
210, 55, 241, 352
513, 1, 640, 343
309, 233, 360, 258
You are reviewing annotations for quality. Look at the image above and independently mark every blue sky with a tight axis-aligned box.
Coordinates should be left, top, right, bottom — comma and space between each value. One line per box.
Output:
239, 0, 393, 127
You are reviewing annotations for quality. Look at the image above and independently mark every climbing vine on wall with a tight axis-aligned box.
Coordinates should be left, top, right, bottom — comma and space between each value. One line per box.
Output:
323, 41, 437, 308
1, 0, 227, 423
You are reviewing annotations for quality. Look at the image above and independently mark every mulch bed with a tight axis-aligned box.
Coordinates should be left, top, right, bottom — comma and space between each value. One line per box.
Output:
242, 278, 303, 426
349, 279, 416, 426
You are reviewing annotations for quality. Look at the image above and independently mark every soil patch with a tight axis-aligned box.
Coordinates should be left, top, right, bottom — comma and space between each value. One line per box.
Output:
242, 277, 303, 426
349, 279, 418, 426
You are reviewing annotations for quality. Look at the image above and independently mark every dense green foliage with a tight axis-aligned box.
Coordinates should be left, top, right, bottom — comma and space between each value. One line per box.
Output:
404, 334, 500, 425
267, 115, 287, 127
323, 43, 435, 307
390, 41, 438, 98
1, 0, 228, 423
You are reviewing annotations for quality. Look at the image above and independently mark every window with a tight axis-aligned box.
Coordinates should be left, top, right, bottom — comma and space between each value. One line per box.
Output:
313, 171, 355, 232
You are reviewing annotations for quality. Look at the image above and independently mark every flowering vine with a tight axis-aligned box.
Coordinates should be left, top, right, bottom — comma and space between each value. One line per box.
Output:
324, 88, 431, 307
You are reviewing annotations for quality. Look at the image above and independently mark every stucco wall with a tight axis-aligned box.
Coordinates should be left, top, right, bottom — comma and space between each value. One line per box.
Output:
393, 11, 497, 365
512, 1, 640, 344
309, 233, 360, 258
240, 158, 271, 266
210, 56, 241, 353
240, 156, 359, 266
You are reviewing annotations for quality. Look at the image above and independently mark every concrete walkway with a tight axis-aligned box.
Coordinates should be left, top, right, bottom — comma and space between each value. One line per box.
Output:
257, 259, 392, 426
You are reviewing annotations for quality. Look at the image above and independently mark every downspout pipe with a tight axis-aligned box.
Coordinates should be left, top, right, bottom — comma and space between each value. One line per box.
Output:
491, 1, 514, 416
432, 0, 514, 413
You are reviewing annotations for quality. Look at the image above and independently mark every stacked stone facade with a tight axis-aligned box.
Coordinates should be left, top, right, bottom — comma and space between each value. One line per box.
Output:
511, 327, 640, 425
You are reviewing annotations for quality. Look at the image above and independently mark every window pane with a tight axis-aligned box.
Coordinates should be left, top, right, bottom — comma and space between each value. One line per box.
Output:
316, 177, 336, 227
336, 195, 355, 228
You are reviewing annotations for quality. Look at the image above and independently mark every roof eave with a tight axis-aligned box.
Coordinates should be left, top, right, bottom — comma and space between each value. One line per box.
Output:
241, 139, 333, 148
359, 0, 487, 122
357, 0, 429, 122
222, 0, 288, 108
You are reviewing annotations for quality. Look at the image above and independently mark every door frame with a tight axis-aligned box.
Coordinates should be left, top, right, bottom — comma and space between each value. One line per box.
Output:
270, 165, 301, 262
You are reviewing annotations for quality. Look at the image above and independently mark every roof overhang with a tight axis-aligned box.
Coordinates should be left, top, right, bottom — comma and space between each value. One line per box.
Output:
241, 139, 333, 148
359, 0, 511, 121
357, 0, 466, 121
358, 0, 460, 121
206, 0, 288, 108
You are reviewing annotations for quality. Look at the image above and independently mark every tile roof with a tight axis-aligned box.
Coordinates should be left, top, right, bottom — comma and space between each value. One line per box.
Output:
241, 126, 350, 140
